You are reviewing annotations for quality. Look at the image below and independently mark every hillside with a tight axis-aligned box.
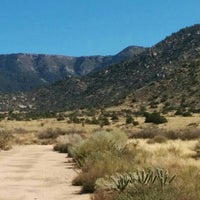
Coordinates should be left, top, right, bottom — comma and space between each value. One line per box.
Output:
1, 24, 200, 113
0, 46, 145, 92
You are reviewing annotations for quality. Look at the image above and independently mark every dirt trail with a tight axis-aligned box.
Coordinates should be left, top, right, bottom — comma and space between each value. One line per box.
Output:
0, 145, 90, 200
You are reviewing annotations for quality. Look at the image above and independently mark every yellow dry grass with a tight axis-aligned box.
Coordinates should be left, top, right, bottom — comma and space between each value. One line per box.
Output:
132, 139, 200, 169
113, 114, 200, 134
0, 118, 99, 133
0, 118, 100, 145
0, 114, 200, 149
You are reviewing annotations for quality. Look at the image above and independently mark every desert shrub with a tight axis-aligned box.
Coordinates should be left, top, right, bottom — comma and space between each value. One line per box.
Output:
70, 130, 128, 168
84, 108, 98, 117
131, 128, 200, 141
178, 128, 200, 140
125, 118, 139, 126
175, 108, 183, 116
85, 117, 99, 125
182, 111, 192, 117
64, 128, 85, 135
147, 135, 168, 144
0, 113, 6, 120
71, 130, 149, 193
187, 123, 199, 127
56, 115, 65, 121
73, 169, 101, 193
92, 191, 118, 200
130, 128, 160, 139
69, 116, 81, 123
149, 100, 158, 108
37, 128, 65, 139
53, 143, 69, 153
0, 130, 12, 150
126, 115, 134, 124
193, 140, 200, 159
163, 130, 180, 140
144, 112, 167, 124
98, 116, 110, 127
116, 187, 176, 200
71, 132, 127, 193
111, 113, 119, 121
9, 111, 56, 120
73, 152, 127, 193
14, 128, 27, 134
53, 134, 82, 153
73, 147, 148, 193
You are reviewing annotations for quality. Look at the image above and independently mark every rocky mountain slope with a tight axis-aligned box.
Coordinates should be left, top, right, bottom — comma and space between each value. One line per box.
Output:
1, 24, 200, 113
0, 46, 145, 92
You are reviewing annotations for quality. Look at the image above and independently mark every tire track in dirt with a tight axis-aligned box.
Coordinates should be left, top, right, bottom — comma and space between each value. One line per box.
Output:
0, 145, 90, 200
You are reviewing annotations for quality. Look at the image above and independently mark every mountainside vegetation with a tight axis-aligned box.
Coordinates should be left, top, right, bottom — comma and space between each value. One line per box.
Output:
0, 24, 200, 113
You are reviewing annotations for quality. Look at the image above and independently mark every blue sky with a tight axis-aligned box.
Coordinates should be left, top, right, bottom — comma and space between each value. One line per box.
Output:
0, 0, 200, 56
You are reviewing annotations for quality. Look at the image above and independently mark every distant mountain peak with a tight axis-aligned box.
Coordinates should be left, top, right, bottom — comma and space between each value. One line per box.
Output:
116, 46, 146, 57
0, 46, 146, 93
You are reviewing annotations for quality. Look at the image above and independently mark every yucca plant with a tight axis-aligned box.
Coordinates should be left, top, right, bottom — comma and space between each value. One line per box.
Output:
110, 173, 130, 192
95, 168, 176, 194
156, 168, 176, 192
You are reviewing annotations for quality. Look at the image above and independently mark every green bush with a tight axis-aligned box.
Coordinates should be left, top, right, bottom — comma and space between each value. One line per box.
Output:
56, 115, 65, 121
111, 113, 119, 121
69, 116, 81, 123
98, 116, 110, 127
126, 115, 134, 124
182, 111, 192, 117
144, 112, 167, 124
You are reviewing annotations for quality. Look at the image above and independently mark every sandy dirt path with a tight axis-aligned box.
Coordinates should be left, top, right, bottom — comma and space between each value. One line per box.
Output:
0, 145, 90, 200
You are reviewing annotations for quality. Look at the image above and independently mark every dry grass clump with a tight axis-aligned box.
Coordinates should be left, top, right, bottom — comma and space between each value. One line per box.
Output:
12, 133, 39, 145
130, 127, 200, 140
178, 128, 200, 140
37, 128, 66, 139
192, 140, 200, 159
0, 129, 12, 150
14, 127, 28, 134
89, 136, 200, 200
53, 134, 82, 153
129, 128, 159, 139
147, 135, 168, 144
174, 166, 200, 200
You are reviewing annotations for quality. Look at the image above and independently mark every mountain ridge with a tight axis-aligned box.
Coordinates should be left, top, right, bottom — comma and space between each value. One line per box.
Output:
0, 46, 145, 92
1, 24, 200, 113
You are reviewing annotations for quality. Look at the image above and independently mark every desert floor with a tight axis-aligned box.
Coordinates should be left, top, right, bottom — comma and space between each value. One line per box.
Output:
0, 145, 90, 200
